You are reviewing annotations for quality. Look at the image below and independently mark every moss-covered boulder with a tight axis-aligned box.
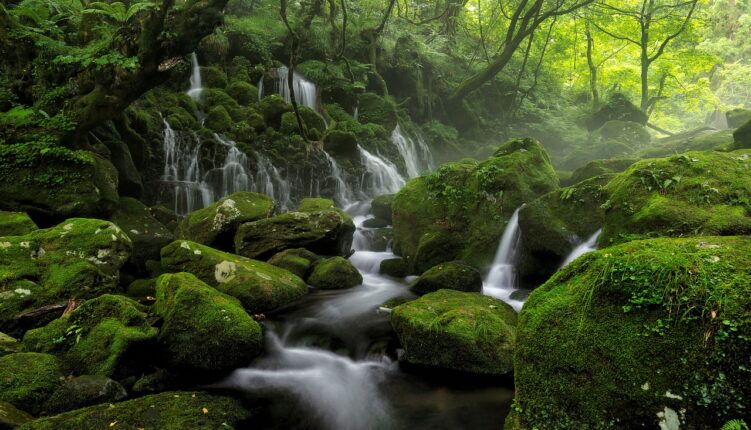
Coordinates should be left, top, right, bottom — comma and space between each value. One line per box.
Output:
0, 333, 20, 358
161, 240, 307, 314
733, 118, 751, 149
635, 129, 734, 160
257, 94, 292, 130
204, 105, 233, 132
391, 290, 517, 375
267, 248, 321, 279
297, 197, 336, 212
149, 205, 178, 231
176, 192, 275, 251
226, 80, 258, 106
357, 93, 398, 130
518, 175, 612, 284
110, 197, 174, 272
392, 138, 558, 271
379, 258, 410, 278
511, 236, 751, 429
324, 130, 358, 158
569, 158, 636, 184
17, 391, 250, 430
586, 93, 647, 130
0, 353, 62, 415
307, 257, 362, 289
409, 261, 482, 295
726, 108, 751, 128
44, 375, 127, 414
600, 150, 751, 245
153, 273, 263, 372
594, 120, 651, 147
23, 295, 157, 379
371, 194, 395, 224
0, 401, 33, 429
0, 218, 132, 334
0, 211, 37, 237
234, 210, 356, 260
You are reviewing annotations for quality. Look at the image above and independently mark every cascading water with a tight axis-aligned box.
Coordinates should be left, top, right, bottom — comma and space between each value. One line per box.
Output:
161, 119, 212, 216
358, 146, 406, 197
391, 124, 435, 178
483, 206, 525, 311
187, 52, 203, 102
322, 152, 355, 208
258, 65, 318, 111
561, 229, 602, 267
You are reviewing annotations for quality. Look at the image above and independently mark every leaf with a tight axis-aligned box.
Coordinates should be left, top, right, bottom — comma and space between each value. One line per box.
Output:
202, 407, 209, 414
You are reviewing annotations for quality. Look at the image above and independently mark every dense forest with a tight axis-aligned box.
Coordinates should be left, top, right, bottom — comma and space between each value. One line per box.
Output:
0, 0, 750, 428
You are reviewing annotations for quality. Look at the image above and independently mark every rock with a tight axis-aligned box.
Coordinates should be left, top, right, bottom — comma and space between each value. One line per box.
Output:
161, 240, 307, 314
110, 197, 174, 273
0, 218, 132, 335
0, 333, 20, 358
16, 391, 250, 430
733, 117, 751, 149
362, 218, 389, 228
148, 205, 178, 231
267, 248, 321, 279
297, 197, 336, 212
176, 192, 275, 251
323, 130, 358, 158
637, 129, 734, 158
586, 93, 647, 130
23, 295, 157, 379
569, 158, 636, 184
726, 108, 751, 128
0, 212, 37, 237
409, 261, 482, 295
234, 210, 355, 260
307, 257, 363, 290
125, 278, 156, 297
518, 175, 612, 284
371, 194, 395, 224
594, 120, 651, 147
357, 93, 398, 130
392, 138, 558, 271
0, 401, 33, 429
226, 80, 258, 106
379, 258, 410, 278
600, 150, 751, 245
391, 290, 517, 375
44, 375, 127, 414
257, 94, 292, 129
153, 273, 263, 373
511, 236, 751, 428
204, 105, 232, 132
0, 353, 63, 415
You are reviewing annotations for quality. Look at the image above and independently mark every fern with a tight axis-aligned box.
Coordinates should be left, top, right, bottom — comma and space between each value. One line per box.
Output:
721, 419, 749, 430
83, 1, 156, 24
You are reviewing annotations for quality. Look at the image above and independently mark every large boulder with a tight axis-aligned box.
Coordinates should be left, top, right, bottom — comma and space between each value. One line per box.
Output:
234, 210, 355, 260
267, 248, 321, 279
409, 261, 482, 295
637, 129, 734, 159
176, 192, 275, 251
17, 391, 250, 430
600, 150, 751, 246
153, 273, 263, 373
23, 295, 157, 379
392, 138, 558, 271
568, 158, 636, 185
110, 197, 173, 273
307, 257, 363, 290
0, 211, 37, 236
0, 218, 132, 335
391, 290, 517, 375
726, 108, 751, 128
371, 194, 395, 224
510, 236, 751, 429
161, 240, 307, 314
44, 375, 127, 414
733, 117, 751, 149
0, 333, 20, 358
0, 353, 63, 415
0, 401, 33, 429
586, 93, 647, 130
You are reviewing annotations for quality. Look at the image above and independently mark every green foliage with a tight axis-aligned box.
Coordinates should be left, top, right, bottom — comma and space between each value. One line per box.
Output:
83, 1, 156, 24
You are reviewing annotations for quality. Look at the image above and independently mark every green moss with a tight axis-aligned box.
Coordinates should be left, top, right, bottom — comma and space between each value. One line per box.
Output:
600, 150, 751, 245
23, 295, 157, 379
357, 93, 398, 130
0, 332, 21, 357
161, 240, 307, 314
176, 192, 275, 251
371, 194, 395, 224
323, 130, 358, 158
126, 278, 156, 297
226, 80, 258, 106
391, 290, 517, 375
379, 258, 410, 278
200, 66, 227, 89
0, 211, 37, 236
513, 236, 751, 428
569, 159, 636, 184
18, 391, 250, 430
307, 257, 362, 290
410, 261, 482, 295
110, 197, 174, 272
267, 248, 321, 279
0, 353, 62, 415
638, 129, 735, 158
204, 105, 233, 132
586, 93, 647, 130
154, 273, 263, 372
0, 401, 34, 428
727, 108, 751, 128
733, 118, 751, 149
44, 374, 126, 414
298, 198, 335, 212
256, 95, 292, 130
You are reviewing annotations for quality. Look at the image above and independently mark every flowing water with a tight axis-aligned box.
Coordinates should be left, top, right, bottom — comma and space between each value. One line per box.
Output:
483, 207, 526, 311
391, 125, 435, 178
258, 65, 318, 111
561, 229, 602, 267
187, 52, 203, 102
358, 146, 406, 196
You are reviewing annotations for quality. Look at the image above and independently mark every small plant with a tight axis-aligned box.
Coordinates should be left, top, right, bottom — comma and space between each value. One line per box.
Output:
52, 323, 83, 345
721, 419, 749, 430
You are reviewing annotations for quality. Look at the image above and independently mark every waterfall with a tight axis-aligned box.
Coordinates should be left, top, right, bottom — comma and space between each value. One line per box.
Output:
391, 125, 434, 179
322, 152, 355, 207
358, 146, 406, 197
187, 52, 203, 102
483, 206, 524, 311
254, 152, 294, 211
161, 119, 212, 216
561, 229, 601, 267
258, 66, 318, 111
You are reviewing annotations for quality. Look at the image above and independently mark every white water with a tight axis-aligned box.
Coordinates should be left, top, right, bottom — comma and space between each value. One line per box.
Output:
561, 229, 602, 267
322, 152, 355, 207
391, 124, 435, 178
187, 52, 203, 102
258, 65, 318, 111
359, 146, 406, 197
483, 207, 525, 311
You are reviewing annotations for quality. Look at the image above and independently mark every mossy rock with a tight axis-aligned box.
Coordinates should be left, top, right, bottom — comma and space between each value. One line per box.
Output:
391, 290, 517, 375
299, 106, 326, 135
125, 278, 156, 298
0, 353, 63, 415
393, 138, 558, 269
379, 258, 410, 278
586, 93, 647, 130
0, 332, 20, 358
307, 257, 362, 290
201, 89, 245, 122
23, 295, 157, 379
357, 93, 398, 130
0, 401, 33, 429
200, 66, 227, 89
161, 240, 307, 314
594, 120, 651, 146
0, 218, 132, 335
726, 108, 751, 128
0, 151, 119, 224
512, 236, 751, 429
267, 248, 321, 279
371, 194, 395, 224
257, 94, 292, 130
176, 192, 275, 251
362, 218, 389, 228
409, 261, 482, 295
110, 197, 174, 273
44, 375, 127, 414
518, 175, 612, 284
323, 130, 358, 158
733, 118, 751, 149
17, 391, 251, 430
280, 111, 303, 136
234, 210, 356, 260
569, 158, 636, 184
153, 273, 263, 372
204, 105, 233, 132
638, 129, 735, 158
0, 211, 37, 236
600, 150, 751, 245
297, 198, 336, 212
226, 80, 258, 106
